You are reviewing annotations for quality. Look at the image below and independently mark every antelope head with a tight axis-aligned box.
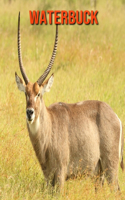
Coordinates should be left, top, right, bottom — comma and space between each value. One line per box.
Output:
15, 12, 58, 124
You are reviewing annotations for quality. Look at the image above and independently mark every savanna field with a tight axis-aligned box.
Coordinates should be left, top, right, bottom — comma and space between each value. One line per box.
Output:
0, 0, 125, 199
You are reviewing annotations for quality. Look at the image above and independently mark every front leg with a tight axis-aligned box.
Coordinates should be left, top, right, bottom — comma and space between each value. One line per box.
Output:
51, 166, 67, 192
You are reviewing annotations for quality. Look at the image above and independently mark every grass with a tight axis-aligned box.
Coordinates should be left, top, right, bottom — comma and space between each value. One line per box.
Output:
0, 0, 125, 199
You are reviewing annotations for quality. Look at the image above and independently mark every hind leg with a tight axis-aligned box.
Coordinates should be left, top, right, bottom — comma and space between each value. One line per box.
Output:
95, 159, 105, 192
101, 158, 120, 191
105, 168, 120, 191
95, 174, 105, 192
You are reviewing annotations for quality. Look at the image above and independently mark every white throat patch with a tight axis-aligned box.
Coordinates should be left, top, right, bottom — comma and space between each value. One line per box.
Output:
28, 116, 40, 135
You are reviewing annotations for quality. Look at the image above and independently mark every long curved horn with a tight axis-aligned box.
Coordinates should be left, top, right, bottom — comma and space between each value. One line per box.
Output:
37, 25, 58, 86
18, 12, 29, 85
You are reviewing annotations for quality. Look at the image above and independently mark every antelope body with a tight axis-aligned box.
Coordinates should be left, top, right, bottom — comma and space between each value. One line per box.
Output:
15, 13, 124, 190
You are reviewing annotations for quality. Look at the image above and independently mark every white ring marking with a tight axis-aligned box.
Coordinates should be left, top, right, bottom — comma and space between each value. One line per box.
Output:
116, 114, 122, 161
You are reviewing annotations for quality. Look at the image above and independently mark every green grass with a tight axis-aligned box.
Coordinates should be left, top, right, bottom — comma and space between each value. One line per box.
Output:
0, 0, 125, 199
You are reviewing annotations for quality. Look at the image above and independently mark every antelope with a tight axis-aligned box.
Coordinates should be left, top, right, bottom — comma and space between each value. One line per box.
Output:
15, 12, 124, 191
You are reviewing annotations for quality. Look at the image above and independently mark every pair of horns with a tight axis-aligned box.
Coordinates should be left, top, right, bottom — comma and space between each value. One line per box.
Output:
17, 12, 58, 86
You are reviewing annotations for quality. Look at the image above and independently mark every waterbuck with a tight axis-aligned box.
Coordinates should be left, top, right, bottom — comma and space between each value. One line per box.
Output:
15, 12, 124, 191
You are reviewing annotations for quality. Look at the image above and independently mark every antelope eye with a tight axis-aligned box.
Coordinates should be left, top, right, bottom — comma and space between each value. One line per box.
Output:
37, 92, 40, 97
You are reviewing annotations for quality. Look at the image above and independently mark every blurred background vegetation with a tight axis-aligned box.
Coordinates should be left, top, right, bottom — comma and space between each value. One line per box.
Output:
0, 0, 125, 199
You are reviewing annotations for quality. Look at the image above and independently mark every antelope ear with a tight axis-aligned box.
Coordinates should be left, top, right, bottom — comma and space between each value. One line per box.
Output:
41, 74, 54, 95
15, 72, 26, 93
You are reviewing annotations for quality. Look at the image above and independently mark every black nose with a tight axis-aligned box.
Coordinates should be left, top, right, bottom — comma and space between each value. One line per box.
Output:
26, 109, 34, 120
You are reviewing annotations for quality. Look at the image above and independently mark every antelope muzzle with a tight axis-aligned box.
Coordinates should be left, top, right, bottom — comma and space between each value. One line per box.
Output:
26, 108, 35, 124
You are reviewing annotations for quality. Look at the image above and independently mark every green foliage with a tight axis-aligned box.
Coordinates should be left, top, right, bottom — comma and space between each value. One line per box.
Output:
0, 0, 125, 199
